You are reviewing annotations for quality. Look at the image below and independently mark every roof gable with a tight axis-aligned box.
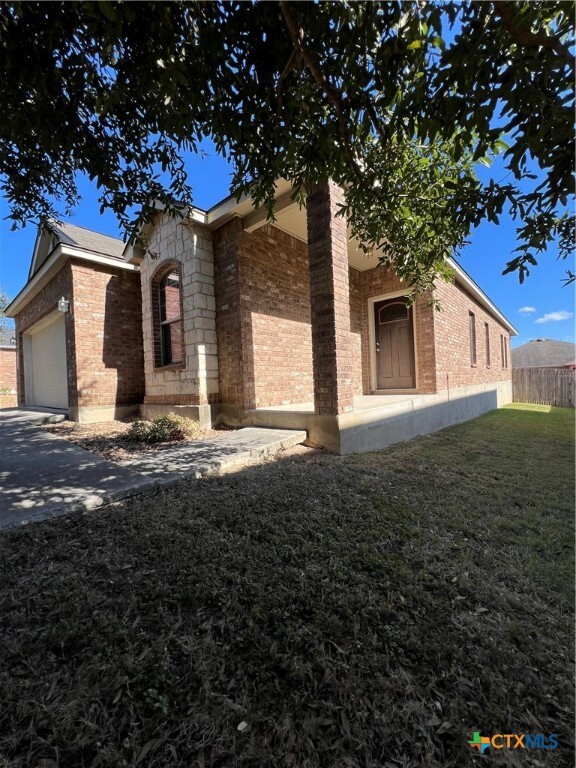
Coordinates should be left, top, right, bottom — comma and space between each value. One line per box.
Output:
29, 220, 125, 277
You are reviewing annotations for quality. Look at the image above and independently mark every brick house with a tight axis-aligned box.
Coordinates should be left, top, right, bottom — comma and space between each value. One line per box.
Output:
0, 343, 17, 408
7, 221, 144, 422
7, 180, 517, 452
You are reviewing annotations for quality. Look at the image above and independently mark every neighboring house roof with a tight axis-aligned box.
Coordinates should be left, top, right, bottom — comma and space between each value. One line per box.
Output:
511, 338, 576, 368
0, 326, 16, 345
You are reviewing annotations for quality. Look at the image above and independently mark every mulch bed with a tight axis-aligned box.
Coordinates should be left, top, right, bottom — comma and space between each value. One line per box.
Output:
42, 418, 235, 461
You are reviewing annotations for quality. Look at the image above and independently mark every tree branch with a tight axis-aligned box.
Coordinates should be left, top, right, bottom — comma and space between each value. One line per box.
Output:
493, 1, 575, 74
274, 46, 299, 126
278, 0, 366, 185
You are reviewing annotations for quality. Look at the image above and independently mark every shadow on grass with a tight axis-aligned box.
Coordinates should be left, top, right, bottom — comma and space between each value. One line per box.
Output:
0, 406, 573, 768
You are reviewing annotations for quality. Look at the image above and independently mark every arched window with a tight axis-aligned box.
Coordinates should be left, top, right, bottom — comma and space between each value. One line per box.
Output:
378, 301, 408, 324
152, 266, 183, 367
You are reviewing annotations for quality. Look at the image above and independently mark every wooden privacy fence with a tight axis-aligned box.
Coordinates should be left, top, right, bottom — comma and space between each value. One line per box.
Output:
512, 367, 576, 408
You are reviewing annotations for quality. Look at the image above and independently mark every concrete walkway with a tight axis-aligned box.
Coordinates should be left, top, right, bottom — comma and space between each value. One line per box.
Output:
0, 409, 306, 532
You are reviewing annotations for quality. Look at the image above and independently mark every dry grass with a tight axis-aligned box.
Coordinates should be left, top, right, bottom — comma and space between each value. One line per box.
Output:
1, 404, 574, 767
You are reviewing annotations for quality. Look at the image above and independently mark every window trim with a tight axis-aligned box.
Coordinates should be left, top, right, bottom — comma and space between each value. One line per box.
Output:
485, 322, 490, 368
469, 311, 477, 367
151, 263, 184, 370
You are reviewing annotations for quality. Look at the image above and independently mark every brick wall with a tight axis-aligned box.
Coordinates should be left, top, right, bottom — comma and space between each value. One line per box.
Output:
349, 268, 364, 396
139, 213, 219, 406
241, 224, 314, 408
13, 262, 76, 407
214, 222, 316, 409
433, 279, 512, 390
357, 264, 437, 394
212, 215, 510, 409
70, 259, 144, 410
213, 218, 245, 407
306, 181, 355, 414
0, 347, 17, 391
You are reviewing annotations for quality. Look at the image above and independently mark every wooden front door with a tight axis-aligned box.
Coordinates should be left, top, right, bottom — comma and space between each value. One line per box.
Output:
374, 298, 415, 390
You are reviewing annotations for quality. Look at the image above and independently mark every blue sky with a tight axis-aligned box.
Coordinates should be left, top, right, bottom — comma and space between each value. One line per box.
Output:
1, 140, 574, 347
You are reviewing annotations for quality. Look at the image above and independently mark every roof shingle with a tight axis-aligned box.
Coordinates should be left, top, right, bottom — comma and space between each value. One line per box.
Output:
48, 221, 125, 260
511, 338, 576, 368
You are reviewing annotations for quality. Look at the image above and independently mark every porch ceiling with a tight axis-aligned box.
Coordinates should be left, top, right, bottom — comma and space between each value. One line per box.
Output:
271, 202, 382, 271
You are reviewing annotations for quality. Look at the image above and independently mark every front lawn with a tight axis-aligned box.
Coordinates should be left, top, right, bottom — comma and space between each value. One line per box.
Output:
0, 404, 573, 767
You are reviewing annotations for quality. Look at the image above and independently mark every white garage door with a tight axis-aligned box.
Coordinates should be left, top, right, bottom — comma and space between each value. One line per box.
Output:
30, 314, 68, 409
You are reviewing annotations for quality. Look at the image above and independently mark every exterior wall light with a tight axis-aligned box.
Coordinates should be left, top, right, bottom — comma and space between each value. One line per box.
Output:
58, 297, 70, 313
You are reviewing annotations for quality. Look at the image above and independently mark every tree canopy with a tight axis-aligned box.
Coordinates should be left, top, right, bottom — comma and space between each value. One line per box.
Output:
0, 1, 573, 290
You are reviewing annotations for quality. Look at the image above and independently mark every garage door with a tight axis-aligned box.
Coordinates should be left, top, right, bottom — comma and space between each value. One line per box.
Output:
30, 315, 68, 409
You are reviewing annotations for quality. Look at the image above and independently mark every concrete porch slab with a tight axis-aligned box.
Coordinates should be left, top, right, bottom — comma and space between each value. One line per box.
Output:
118, 427, 307, 483
240, 383, 513, 453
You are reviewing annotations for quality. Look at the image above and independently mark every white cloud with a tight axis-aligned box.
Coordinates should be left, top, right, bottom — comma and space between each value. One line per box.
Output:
518, 306, 536, 315
535, 310, 574, 324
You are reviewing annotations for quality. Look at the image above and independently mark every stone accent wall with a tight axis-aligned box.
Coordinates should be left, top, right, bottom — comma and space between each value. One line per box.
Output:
13, 262, 77, 408
433, 279, 512, 390
70, 259, 144, 413
306, 181, 355, 415
139, 213, 219, 406
357, 263, 437, 394
0, 347, 17, 392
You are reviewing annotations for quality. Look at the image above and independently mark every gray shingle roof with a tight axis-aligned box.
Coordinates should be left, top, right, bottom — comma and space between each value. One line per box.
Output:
48, 221, 125, 260
511, 338, 576, 368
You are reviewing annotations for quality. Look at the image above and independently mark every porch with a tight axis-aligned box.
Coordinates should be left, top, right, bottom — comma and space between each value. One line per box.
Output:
235, 386, 509, 454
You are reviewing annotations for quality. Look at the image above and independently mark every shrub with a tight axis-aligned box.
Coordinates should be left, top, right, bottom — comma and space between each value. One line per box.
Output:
127, 413, 201, 444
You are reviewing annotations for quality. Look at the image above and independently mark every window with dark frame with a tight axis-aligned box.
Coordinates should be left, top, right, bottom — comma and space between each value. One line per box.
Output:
158, 270, 183, 366
485, 322, 490, 367
469, 311, 477, 366
500, 334, 505, 368
504, 335, 508, 369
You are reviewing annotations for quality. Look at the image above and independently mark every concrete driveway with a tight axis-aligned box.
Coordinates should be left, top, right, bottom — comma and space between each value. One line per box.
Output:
0, 409, 156, 531
0, 409, 306, 532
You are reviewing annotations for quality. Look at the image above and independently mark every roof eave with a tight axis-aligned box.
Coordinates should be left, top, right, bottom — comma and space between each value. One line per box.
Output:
6, 244, 138, 317
447, 258, 518, 336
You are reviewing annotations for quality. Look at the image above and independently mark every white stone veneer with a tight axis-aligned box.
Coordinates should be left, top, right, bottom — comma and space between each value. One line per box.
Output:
139, 213, 218, 403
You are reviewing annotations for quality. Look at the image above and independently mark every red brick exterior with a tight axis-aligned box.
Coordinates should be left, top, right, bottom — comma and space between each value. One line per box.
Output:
13, 209, 510, 424
213, 218, 248, 407
0, 347, 17, 391
433, 279, 512, 390
13, 262, 77, 408
13, 260, 144, 415
70, 260, 144, 411
212, 219, 509, 411
348, 268, 364, 396
306, 181, 355, 414
214, 220, 315, 409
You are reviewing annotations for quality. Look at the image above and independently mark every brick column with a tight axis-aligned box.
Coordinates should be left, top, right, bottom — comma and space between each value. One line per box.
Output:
306, 180, 354, 415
